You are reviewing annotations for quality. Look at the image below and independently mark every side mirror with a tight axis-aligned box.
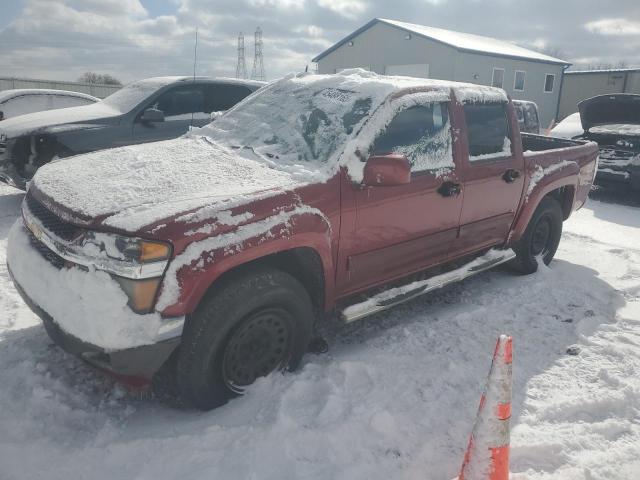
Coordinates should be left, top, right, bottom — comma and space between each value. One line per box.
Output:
362, 154, 411, 186
140, 108, 164, 123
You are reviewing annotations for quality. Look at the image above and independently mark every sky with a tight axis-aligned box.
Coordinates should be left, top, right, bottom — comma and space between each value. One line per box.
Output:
0, 0, 639, 84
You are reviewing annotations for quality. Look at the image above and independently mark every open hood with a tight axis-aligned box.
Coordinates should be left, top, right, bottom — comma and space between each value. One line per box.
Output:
578, 94, 640, 133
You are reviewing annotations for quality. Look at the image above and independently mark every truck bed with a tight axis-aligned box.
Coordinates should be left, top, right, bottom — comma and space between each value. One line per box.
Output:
521, 132, 586, 152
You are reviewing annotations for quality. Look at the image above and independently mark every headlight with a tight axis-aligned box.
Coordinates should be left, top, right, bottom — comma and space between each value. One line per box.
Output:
81, 231, 171, 265
79, 232, 171, 314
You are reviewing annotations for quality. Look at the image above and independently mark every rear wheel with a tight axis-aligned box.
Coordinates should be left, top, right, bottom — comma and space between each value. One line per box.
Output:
176, 268, 313, 410
511, 196, 563, 274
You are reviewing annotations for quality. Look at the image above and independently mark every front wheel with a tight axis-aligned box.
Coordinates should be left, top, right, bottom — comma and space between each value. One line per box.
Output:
176, 268, 314, 410
510, 196, 563, 274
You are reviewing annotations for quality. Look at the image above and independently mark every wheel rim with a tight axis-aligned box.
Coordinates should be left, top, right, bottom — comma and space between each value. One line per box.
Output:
531, 214, 552, 256
222, 307, 293, 391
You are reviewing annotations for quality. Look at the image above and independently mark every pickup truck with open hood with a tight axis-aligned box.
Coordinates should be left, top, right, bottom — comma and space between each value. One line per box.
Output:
552, 94, 640, 190
7, 70, 598, 409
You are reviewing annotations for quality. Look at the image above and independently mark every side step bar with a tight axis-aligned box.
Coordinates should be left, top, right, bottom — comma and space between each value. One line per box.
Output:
341, 248, 516, 323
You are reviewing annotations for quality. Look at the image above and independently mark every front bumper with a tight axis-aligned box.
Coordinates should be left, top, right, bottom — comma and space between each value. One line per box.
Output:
9, 266, 179, 381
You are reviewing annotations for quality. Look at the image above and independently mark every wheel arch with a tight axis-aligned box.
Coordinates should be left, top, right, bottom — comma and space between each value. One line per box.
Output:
510, 181, 575, 243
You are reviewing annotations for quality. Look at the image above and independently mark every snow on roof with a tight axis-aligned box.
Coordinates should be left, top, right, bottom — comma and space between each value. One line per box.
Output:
0, 89, 99, 103
313, 18, 570, 66
566, 68, 640, 74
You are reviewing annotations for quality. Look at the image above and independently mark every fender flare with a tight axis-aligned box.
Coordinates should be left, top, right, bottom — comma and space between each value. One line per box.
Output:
158, 208, 335, 317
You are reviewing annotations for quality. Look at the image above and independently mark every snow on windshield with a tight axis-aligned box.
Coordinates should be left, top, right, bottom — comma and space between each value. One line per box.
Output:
101, 77, 177, 112
195, 70, 506, 182
198, 74, 378, 173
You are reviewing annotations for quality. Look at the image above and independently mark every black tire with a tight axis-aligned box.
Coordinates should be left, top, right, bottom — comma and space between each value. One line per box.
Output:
510, 196, 563, 274
176, 268, 314, 410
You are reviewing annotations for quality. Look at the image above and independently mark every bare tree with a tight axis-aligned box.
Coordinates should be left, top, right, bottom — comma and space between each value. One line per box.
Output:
78, 72, 122, 85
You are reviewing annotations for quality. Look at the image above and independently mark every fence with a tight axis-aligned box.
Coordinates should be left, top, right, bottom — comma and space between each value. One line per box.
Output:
0, 77, 121, 99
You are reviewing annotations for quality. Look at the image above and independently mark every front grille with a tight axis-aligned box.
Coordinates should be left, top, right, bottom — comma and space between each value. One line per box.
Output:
28, 230, 65, 269
599, 148, 637, 173
25, 193, 82, 241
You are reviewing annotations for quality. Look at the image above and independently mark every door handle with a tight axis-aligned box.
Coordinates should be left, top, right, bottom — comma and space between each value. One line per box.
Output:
438, 181, 462, 197
502, 169, 521, 183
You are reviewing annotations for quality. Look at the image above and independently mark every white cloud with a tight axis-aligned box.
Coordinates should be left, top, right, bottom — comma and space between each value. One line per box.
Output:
317, 0, 367, 19
585, 18, 640, 36
1, 0, 639, 84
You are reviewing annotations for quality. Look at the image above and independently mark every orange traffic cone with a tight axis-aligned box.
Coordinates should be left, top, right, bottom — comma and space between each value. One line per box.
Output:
459, 335, 513, 480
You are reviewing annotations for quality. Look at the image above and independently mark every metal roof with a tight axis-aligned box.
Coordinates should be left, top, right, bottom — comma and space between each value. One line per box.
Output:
312, 18, 570, 66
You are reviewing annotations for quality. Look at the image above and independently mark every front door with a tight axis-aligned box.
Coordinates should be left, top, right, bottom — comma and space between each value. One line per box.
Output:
338, 101, 464, 295
453, 102, 525, 256
132, 84, 207, 144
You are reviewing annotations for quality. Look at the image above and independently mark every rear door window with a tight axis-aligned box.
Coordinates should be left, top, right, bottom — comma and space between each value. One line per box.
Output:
372, 102, 452, 173
150, 85, 207, 120
207, 84, 253, 112
50, 95, 95, 109
463, 103, 511, 160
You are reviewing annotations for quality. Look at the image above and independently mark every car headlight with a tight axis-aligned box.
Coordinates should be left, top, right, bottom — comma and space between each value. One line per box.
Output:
81, 231, 171, 265
78, 232, 172, 313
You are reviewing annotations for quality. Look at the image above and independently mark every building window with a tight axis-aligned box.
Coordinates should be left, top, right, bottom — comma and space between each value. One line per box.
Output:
492, 68, 505, 88
514, 70, 526, 91
544, 74, 555, 93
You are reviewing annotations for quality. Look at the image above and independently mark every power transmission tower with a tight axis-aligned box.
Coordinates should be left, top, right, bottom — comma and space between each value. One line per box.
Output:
235, 32, 247, 79
251, 27, 265, 81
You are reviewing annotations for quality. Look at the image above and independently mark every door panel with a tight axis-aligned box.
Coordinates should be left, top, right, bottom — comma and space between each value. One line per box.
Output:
336, 100, 464, 295
453, 102, 525, 256
346, 173, 462, 291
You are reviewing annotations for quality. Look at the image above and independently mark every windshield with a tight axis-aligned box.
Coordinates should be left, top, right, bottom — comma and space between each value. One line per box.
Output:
101, 78, 175, 112
200, 76, 376, 166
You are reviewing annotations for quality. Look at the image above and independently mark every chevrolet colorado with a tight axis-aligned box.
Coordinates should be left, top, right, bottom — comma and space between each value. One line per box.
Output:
7, 70, 598, 409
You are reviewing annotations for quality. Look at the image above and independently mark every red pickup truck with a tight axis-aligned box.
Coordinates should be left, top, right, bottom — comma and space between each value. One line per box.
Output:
7, 70, 598, 409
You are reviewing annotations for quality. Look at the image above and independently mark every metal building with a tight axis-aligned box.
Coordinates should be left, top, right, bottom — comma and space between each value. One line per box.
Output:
0, 77, 121, 99
557, 68, 640, 120
313, 18, 569, 127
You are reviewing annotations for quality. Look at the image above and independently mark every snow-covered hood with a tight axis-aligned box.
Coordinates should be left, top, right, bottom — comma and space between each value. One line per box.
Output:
578, 94, 640, 133
0, 102, 120, 138
30, 136, 305, 232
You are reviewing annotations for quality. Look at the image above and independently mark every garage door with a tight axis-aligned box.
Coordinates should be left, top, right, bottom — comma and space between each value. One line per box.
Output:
385, 64, 430, 78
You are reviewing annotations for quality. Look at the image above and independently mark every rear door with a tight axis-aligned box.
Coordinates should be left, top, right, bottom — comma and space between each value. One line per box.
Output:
452, 102, 525, 256
132, 84, 207, 143
338, 100, 464, 294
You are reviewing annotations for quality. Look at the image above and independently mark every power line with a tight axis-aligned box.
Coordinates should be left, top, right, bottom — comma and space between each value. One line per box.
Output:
251, 27, 265, 81
235, 31, 247, 79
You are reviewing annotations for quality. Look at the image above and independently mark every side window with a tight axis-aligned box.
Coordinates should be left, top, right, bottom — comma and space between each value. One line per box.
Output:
149, 86, 206, 119
372, 103, 452, 173
523, 103, 539, 133
463, 103, 511, 160
51, 95, 95, 109
492, 68, 505, 89
207, 85, 253, 112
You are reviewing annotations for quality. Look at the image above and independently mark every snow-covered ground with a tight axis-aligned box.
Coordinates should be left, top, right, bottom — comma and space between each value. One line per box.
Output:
0, 182, 639, 480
